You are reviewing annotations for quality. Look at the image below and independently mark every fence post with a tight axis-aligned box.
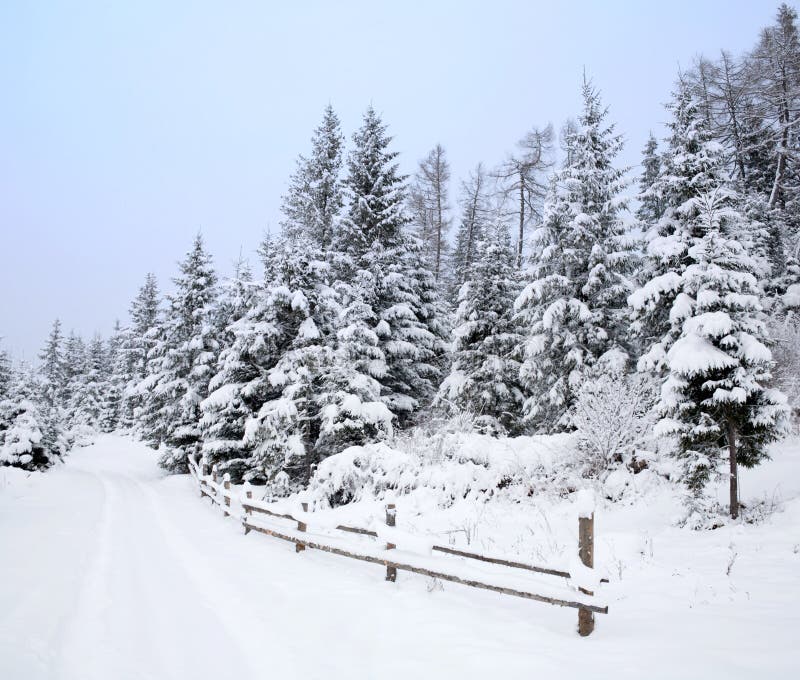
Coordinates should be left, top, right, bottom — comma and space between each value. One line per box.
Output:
296, 502, 308, 553
578, 512, 595, 637
242, 482, 253, 535
201, 456, 209, 479
385, 503, 397, 582
223, 473, 231, 517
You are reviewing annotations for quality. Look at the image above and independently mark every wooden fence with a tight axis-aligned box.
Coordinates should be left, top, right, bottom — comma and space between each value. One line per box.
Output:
187, 454, 608, 636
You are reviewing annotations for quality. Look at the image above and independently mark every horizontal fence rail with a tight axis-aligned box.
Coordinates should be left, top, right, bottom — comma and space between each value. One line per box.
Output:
187, 454, 607, 635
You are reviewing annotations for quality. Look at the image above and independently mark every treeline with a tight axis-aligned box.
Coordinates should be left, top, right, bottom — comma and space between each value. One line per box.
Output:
3, 5, 800, 518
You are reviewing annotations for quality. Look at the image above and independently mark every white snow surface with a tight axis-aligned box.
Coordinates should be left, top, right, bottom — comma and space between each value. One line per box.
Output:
1, 434, 799, 679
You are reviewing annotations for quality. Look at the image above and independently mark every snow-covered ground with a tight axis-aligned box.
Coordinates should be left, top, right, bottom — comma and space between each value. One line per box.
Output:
1, 434, 798, 679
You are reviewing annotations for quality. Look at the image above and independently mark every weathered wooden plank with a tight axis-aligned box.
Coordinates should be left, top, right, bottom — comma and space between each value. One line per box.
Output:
431, 545, 571, 579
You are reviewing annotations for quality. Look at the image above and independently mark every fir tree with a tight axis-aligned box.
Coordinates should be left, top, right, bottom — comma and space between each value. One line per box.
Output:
37, 319, 66, 456
122, 273, 161, 430
199, 257, 259, 481
281, 105, 344, 251
141, 235, 219, 473
99, 321, 124, 433
78, 334, 108, 431
654, 191, 789, 518
629, 79, 730, 373
244, 237, 344, 487
437, 225, 524, 433
62, 331, 87, 432
333, 106, 444, 426
515, 79, 637, 431
0, 365, 50, 471
636, 133, 663, 224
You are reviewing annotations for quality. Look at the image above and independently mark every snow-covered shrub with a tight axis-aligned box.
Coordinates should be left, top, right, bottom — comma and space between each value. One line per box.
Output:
768, 313, 800, 429
306, 430, 581, 509
571, 369, 658, 478
0, 399, 49, 471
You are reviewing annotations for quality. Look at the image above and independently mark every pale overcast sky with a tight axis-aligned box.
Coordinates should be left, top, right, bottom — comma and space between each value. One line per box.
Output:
0, 0, 781, 359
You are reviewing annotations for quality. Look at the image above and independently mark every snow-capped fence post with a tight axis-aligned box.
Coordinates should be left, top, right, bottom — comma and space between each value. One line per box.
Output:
223, 473, 231, 517
577, 512, 595, 637
201, 456, 209, 479
296, 502, 308, 553
242, 483, 252, 535
385, 504, 397, 582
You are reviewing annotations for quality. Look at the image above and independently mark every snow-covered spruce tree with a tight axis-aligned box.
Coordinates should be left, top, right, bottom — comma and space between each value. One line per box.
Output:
629, 79, 730, 372
449, 163, 491, 297
141, 235, 219, 473
243, 237, 344, 488
37, 319, 66, 458
199, 258, 260, 481
436, 224, 524, 434
318, 267, 394, 457
0, 364, 53, 471
121, 273, 161, 431
514, 79, 638, 431
99, 322, 124, 433
62, 332, 89, 438
333, 106, 444, 427
281, 105, 344, 252
655, 191, 789, 519
636, 133, 664, 225
0, 345, 14, 446
76, 334, 108, 432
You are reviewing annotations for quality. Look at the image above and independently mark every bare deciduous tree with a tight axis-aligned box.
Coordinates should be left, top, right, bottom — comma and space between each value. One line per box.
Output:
409, 144, 451, 281
493, 125, 554, 267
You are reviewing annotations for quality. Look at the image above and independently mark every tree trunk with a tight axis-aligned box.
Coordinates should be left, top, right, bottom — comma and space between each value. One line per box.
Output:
435, 180, 443, 281
769, 69, 791, 209
725, 418, 739, 520
517, 177, 525, 268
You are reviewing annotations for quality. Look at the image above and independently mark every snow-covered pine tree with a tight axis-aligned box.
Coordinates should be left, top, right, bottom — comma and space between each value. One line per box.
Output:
281, 105, 344, 252
121, 273, 161, 431
0, 345, 13, 447
655, 190, 789, 518
318, 267, 394, 457
199, 257, 260, 481
37, 319, 66, 457
141, 235, 219, 473
629, 78, 730, 374
77, 334, 108, 432
99, 322, 124, 433
0, 345, 12, 404
636, 133, 664, 224
515, 79, 638, 431
333, 106, 444, 427
243, 237, 344, 488
0, 363, 53, 471
62, 331, 87, 435
449, 163, 491, 297
198, 235, 291, 483
436, 224, 524, 433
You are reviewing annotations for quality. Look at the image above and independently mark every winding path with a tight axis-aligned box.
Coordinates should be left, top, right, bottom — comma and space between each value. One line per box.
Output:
0, 435, 555, 680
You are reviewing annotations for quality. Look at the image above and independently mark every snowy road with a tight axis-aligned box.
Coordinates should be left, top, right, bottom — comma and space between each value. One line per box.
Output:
1, 435, 798, 679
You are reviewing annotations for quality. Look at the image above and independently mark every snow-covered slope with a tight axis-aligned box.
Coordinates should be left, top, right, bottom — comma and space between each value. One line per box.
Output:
1, 434, 798, 679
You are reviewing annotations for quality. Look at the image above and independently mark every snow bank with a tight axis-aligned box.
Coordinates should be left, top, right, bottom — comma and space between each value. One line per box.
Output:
307, 432, 581, 508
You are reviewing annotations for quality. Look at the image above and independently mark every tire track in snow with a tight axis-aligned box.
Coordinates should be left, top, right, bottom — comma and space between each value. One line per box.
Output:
134, 478, 299, 678
55, 472, 115, 680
